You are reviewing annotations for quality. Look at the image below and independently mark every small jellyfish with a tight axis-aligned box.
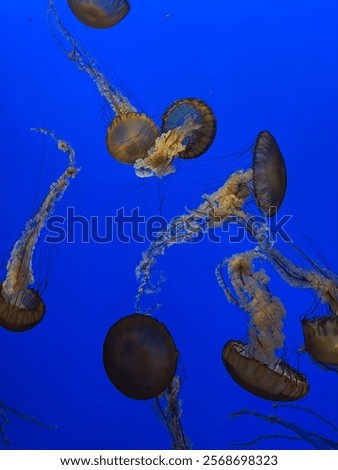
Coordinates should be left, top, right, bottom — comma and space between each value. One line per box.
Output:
252, 130, 287, 217
48, 0, 216, 176
103, 313, 178, 399
217, 249, 308, 401
0, 128, 79, 332
67, 0, 130, 29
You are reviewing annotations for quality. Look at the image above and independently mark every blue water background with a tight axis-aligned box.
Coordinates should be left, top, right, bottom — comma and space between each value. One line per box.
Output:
0, 0, 337, 450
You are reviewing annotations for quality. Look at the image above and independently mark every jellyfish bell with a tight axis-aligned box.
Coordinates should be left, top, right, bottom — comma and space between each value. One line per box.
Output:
103, 313, 178, 400
106, 112, 159, 164
0, 284, 45, 332
222, 340, 309, 401
252, 130, 287, 217
67, 0, 130, 29
161, 98, 217, 159
302, 316, 338, 367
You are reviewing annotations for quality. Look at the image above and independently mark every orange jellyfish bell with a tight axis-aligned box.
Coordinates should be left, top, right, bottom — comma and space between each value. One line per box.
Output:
103, 313, 178, 399
302, 316, 338, 366
253, 130, 287, 217
0, 286, 45, 332
222, 340, 309, 401
106, 113, 159, 164
67, 0, 130, 29
161, 98, 216, 159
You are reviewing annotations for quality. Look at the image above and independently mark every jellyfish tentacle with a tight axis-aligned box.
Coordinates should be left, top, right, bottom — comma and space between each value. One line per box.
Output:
155, 376, 189, 450
48, 0, 135, 116
229, 433, 302, 448
232, 409, 338, 450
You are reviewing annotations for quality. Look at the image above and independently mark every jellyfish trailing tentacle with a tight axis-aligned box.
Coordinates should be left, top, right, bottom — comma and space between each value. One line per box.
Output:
216, 249, 309, 401
231, 409, 338, 450
155, 376, 190, 450
48, 0, 135, 116
0, 399, 56, 447
67, 0, 130, 29
0, 128, 79, 332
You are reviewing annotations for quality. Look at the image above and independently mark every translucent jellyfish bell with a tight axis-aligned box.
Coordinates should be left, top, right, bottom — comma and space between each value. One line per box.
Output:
217, 250, 309, 401
0, 128, 79, 332
103, 313, 178, 399
106, 113, 159, 164
161, 98, 217, 159
253, 130, 287, 217
67, 0, 130, 29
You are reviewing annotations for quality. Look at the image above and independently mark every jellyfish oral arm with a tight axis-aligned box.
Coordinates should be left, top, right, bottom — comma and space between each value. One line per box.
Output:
220, 250, 286, 365
134, 120, 204, 178
135, 169, 253, 310
1, 128, 79, 309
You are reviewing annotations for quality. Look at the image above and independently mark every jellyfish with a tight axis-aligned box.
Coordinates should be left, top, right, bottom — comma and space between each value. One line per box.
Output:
0, 128, 79, 332
67, 0, 130, 29
0, 399, 56, 447
103, 313, 189, 448
103, 313, 178, 399
216, 249, 309, 401
48, 0, 216, 176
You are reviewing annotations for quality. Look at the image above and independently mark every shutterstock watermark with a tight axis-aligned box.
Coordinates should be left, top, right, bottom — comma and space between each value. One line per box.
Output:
44, 207, 293, 245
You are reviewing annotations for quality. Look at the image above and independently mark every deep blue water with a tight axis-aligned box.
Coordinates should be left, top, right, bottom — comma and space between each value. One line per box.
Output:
0, 0, 337, 450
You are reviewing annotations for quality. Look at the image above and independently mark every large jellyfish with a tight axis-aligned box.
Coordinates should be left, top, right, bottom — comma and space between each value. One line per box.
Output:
67, 0, 130, 29
48, 0, 216, 177
0, 128, 79, 332
102, 312, 188, 449
216, 249, 309, 401
103, 313, 178, 400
